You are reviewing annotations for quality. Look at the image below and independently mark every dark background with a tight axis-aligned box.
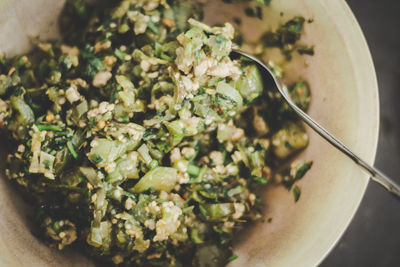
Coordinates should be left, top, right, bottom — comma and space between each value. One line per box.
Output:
321, 1, 400, 266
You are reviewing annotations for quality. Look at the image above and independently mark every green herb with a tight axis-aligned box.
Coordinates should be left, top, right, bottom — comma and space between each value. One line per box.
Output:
43, 159, 51, 170
295, 162, 313, 180
255, 177, 268, 184
67, 141, 78, 159
81, 45, 105, 79
120, 115, 129, 123
89, 153, 103, 164
36, 124, 64, 132
261, 16, 309, 60
114, 49, 127, 61
187, 164, 201, 177
199, 205, 208, 217
227, 254, 238, 262
297, 45, 315, 55
293, 185, 301, 202
143, 129, 157, 141
149, 160, 159, 169
160, 53, 173, 62
190, 228, 204, 244
147, 20, 159, 34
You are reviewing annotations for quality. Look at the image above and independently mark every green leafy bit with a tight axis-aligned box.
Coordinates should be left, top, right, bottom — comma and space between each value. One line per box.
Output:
261, 16, 313, 59
297, 45, 315, 55
293, 185, 301, 202
67, 140, 78, 159
228, 254, 239, 263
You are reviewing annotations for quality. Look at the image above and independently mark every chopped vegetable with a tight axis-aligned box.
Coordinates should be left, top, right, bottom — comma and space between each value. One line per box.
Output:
131, 167, 178, 193
231, 64, 264, 103
262, 16, 311, 59
293, 185, 301, 202
66, 141, 78, 159
272, 122, 309, 159
290, 80, 311, 111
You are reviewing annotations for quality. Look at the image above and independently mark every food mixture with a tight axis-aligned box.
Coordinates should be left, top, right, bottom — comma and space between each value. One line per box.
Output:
0, 0, 312, 266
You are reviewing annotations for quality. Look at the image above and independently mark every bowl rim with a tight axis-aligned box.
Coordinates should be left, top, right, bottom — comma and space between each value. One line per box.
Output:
315, 0, 380, 264
0, 0, 381, 266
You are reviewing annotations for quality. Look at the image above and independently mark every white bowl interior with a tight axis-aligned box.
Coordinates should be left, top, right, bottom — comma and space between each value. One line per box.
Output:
0, 0, 379, 266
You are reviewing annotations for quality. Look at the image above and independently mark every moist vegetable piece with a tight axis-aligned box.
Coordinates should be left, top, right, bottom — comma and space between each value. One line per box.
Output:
0, 0, 312, 266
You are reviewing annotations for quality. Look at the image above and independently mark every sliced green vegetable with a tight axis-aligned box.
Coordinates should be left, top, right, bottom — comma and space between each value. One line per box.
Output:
231, 64, 263, 103
89, 138, 139, 165
131, 167, 178, 193
10, 95, 34, 125
200, 203, 235, 221
165, 120, 185, 146
80, 167, 101, 187
138, 144, 152, 165
190, 228, 203, 244
290, 80, 311, 111
216, 82, 243, 110
67, 140, 78, 159
272, 122, 309, 159
87, 221, 112, 249
37, 124, 63, 132
72, 100, 89, 122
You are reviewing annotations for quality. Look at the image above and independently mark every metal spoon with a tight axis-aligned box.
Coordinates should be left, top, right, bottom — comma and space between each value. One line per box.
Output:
231, 49, 400, 199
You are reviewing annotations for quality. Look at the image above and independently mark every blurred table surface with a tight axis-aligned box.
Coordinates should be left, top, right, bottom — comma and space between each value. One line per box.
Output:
321, 0, 400, 266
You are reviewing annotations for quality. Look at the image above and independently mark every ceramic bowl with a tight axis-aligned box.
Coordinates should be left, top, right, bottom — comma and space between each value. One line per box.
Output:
0, 0, 379, 266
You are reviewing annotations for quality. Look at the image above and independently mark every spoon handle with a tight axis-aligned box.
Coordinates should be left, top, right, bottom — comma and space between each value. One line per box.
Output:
285, 96, 400, 199
232, 50, 400, 199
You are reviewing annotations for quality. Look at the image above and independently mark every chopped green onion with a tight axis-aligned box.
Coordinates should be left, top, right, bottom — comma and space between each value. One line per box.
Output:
160, 53, 173, 62
255, 177, 268, 184
138, 144, 153, 165
190, 228, 203, 244
147, 20, 159, 34
187, 164, 201, 176
199, 206, 208, 218
149, 160, 159, 169
36, 124, 63, 132
114, 49, 127, 61
227, 254, 238, 262
67, 141, 78, 159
